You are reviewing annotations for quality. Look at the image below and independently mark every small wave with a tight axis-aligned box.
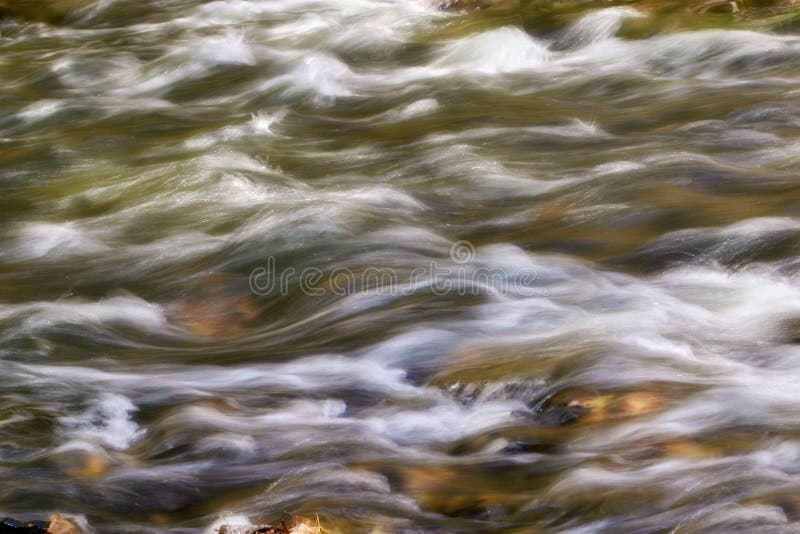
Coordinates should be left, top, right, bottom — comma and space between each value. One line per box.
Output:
434, 26, 550, 74
59, 392, 143, 451
555, 7, 644, 51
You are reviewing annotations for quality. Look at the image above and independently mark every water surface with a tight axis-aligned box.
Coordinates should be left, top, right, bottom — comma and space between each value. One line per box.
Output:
2, 0, 800, 532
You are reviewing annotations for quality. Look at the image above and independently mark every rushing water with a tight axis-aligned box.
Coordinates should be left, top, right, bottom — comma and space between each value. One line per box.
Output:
2, 0, 800, 532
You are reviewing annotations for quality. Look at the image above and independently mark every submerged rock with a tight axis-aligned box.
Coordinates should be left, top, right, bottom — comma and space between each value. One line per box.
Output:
170, 274, 260, 338
435, 0, 516, 12
0, 515, 81, 534
0, 518, 48, 534
534, 387, 666, 426
218, 527, 289, 534
212, 517, 325, 534
44, 516, 81, 534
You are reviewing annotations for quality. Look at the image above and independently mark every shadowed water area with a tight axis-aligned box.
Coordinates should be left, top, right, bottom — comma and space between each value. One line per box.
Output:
2, 0, 800, 532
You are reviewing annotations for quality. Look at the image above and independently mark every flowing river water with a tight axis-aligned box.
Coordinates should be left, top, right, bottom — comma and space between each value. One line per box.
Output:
2, 0, 800, 532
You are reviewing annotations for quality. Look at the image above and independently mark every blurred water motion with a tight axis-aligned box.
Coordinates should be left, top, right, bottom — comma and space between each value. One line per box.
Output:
2, 0, 800, 532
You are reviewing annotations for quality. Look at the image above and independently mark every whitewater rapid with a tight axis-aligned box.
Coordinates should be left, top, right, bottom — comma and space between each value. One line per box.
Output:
2, 0, 800, 532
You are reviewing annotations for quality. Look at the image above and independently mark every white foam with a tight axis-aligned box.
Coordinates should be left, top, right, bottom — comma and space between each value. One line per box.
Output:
183, 111, 286, 148
435, 26, 550, 74
362, 328, 463, 367
10, 222, 107, 260
557, 28, 798, 80
15, 354, 423, 401
204, 514, 254, 534
278, 53, 356, 105
249, 109, 287, 135
196, 433, 258, 457
361, 398, 523, 445
639, 216, 800, 267
198, 30, 257, 66
383, 98, 439, 121
591, 161, 646, 175
557, 7, 644, 50
0, 295, 168, 335
60, 393, 143, 450
719, 216, 800, 236
161, 399, 347, 435
263, 14, 331, 47
17, 99, 65, 122
426, 119, 609, 145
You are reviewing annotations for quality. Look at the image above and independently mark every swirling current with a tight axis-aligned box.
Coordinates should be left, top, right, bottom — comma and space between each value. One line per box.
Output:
2, 0, 800, 532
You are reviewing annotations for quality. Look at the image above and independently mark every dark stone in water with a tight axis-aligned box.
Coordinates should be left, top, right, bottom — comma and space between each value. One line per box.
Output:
434, 0, 510, 11
501, 440, 558, 454
218, 525, 291, 534
0, 518, 49, 534
534, 404, 588, 427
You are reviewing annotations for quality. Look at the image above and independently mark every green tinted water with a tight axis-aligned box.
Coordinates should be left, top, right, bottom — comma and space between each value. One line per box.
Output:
2, 1, 800, 532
